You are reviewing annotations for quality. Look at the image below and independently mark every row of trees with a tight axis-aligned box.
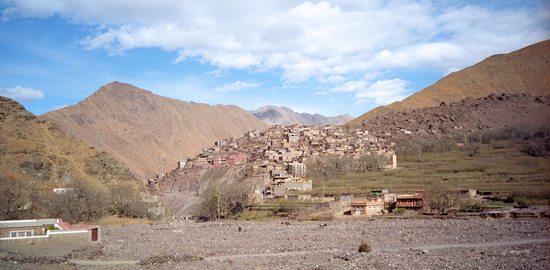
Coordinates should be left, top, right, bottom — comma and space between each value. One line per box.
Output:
0, 177, 148, 223
195, 181, 253, 221
306, 155, 384, 179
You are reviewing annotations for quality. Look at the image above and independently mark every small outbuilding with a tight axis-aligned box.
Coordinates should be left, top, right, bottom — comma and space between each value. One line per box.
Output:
0, 219, 100, 243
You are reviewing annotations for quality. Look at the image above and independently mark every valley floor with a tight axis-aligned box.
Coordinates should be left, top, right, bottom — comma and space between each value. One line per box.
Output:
1, 217, 549, 269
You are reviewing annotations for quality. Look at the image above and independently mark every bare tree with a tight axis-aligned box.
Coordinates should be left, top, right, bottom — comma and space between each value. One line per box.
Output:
110, 182, 147, 218
427, 181, 458, 214
195, 181, 252, 221
46, 178, 109, 223
0, 176, 30, 220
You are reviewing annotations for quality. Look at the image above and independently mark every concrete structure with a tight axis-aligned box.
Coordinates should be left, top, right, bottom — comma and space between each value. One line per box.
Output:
0, 219, 100, 242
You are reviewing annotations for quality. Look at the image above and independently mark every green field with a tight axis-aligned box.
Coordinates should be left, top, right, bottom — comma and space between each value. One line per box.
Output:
313, 143, 550, 203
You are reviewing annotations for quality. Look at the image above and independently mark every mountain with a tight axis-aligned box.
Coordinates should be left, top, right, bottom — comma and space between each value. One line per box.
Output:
349, 40, 550, 125
43, 82, 268, 180
359, 93, 550, 140
0, 96, 143, 198
252, 105, 353, 126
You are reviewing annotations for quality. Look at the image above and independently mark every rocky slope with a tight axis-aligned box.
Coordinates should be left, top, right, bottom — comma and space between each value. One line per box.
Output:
0, 96, 142, 193
350, 40, 550, 125
43, 82, 268, 180
359, 93, 550, 140
252, 105, 352, 125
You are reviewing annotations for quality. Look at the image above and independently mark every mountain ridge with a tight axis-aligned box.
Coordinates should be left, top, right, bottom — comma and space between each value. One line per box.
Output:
0, 95, 143, 195
43, 82, 268, 180
252, 105, 352, 125
349, 40, 550, 125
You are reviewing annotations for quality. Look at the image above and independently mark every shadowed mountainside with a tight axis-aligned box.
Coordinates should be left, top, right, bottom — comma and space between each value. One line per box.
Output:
43, 82, 268, 180
349, 40, 550, 125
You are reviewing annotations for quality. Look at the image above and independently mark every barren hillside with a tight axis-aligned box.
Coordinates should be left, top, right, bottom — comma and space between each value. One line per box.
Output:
359, 93, 550, 140
43, 82, 268, 180
0, 96, 141, 192
350, 40, 550, 125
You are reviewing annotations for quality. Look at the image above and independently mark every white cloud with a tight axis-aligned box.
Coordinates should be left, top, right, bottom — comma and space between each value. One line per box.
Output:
354, 79, 408, 105
214, 81, 261, 93
319, 75, 346, 83
330, 80, 366, 93
3, 0, 548, 84
0, 86, 45, 101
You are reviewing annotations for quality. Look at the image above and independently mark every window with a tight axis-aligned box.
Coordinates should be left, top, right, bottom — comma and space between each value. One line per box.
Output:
9, 230, 33, 238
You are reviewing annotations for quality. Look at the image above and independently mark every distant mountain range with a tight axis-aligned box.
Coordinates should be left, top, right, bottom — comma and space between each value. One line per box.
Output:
43, 82, 268, 180
349, 40, 550, 125
252, 105, 353, 126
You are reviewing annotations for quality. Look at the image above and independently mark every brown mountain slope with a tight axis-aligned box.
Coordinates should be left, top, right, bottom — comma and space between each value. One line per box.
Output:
349, 40, 550, 125
43, 82, 268, 180
360, 93, 550, 140
0, 96, 142, 193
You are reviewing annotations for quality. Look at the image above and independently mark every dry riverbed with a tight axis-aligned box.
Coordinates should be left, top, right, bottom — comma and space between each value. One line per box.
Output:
1, 217, 549, 269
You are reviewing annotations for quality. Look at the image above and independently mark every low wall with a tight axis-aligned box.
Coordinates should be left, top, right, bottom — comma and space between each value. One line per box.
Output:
0, 229, 91, 244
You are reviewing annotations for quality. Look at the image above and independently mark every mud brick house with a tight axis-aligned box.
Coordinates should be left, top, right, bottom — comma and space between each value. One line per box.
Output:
273, 177, 312, 199
346, 196, 385, 216
395, 191, 425, 210
0, 219, 100, 243
227, 152, 246, 165
370, 189, 397, 208
450, 188, 477, 199
287, 161, 307, 177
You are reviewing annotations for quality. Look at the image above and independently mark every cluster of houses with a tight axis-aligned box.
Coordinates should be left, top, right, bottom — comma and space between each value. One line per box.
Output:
176, 125, 397, 200
333, 188, 478, 216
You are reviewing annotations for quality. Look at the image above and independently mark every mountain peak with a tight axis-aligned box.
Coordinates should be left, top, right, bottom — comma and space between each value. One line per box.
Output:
252, 105, 353, 126
43, 83, 268, 179
349, 39, 550, 125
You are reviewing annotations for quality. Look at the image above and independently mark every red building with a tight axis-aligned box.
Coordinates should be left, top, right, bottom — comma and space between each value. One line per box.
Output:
395, 191, 425, 210
227, 152, 246, 165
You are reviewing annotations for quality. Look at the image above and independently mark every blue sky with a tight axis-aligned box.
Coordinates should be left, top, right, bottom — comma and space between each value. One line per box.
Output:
0, 1, 548, 117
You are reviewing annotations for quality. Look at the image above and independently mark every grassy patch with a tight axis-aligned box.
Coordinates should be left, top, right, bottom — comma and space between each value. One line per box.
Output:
313, 141, 550, 202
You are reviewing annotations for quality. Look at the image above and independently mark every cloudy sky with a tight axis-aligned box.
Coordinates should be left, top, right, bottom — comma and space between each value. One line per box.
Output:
0, 0, 548, 116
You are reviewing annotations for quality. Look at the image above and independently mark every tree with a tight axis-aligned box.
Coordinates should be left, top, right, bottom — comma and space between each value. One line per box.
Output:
195, 181, 252, 221
46, 178, 109, 223
427, 181, 458, 214
0, 176, 30, 220
110, 182, 148, 218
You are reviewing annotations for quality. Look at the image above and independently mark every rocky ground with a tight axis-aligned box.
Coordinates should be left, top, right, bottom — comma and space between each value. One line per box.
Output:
361, 93, 550, 140
1, 216, 549, 269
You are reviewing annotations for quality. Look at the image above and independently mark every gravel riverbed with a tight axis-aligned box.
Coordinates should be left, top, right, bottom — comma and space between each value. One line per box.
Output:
1, 217, 549, 269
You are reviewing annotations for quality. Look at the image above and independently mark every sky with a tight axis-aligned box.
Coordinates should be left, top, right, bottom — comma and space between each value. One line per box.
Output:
0, 1, 548, 117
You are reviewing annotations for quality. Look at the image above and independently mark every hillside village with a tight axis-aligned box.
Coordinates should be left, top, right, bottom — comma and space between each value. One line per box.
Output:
149, 124, 401, 212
